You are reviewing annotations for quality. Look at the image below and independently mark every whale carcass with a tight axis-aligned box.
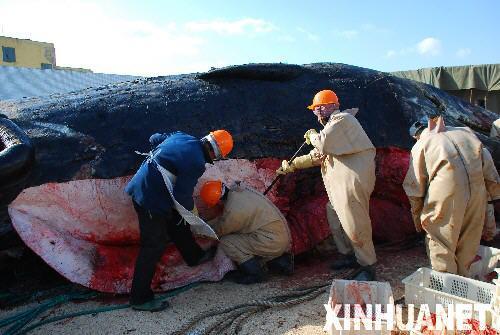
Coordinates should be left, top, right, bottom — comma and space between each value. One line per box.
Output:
0, 63, 498, 293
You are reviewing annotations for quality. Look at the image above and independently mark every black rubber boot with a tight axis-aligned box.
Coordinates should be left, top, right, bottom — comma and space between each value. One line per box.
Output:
330, 254, 359, 270
351, 265, 376, 281
232, 257, 265, 285
192, 246, 217, 266
131, 299, 170, 312
267, 253, 294, 275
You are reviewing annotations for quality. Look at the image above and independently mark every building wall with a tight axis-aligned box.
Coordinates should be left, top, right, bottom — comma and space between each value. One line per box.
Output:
0, 66, 139, 101
447, 89, 500, 115
55, 66, 92, 73
0, 36, 56, 69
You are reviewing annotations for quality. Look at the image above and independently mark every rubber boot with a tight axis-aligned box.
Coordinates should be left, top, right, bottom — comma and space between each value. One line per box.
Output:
233, 257, 265, 285
267, 253, 294, 275
351, 265, 376, 281
330, 253, 359, 270
131, 299, 170, 312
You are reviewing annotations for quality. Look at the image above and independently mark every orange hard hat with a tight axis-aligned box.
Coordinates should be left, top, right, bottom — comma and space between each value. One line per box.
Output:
307, 90, 339, 110
210, 129, 233, 158
200, 180, 223, 207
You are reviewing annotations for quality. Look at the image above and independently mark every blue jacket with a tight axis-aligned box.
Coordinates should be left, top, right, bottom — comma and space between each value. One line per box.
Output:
125, 131, 207, 215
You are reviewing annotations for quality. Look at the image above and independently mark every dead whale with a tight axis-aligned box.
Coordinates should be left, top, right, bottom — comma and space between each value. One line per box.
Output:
1, 63, 498, 293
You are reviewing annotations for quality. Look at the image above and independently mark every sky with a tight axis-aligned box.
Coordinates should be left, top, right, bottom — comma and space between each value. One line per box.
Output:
0, 0, 499, 77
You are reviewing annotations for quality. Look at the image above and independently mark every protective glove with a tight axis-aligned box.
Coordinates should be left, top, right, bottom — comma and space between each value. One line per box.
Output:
304, 129, 318, 145
292, 154, 315, 169
276, 154, 315, 175
276, 160, 295, 175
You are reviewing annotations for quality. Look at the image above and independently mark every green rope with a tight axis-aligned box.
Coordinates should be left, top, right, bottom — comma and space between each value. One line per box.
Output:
176, 269, 355, 335
15, 301, 128, 335
175, 281, 334, 335
0, 285, 76, 309
0, 283, 198, 335
1, 292, 97, 335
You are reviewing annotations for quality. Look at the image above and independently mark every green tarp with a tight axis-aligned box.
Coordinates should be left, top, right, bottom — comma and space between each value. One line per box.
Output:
392, 64, 500, 91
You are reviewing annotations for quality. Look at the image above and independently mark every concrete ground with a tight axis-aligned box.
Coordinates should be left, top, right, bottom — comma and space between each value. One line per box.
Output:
1, 241, 430, 335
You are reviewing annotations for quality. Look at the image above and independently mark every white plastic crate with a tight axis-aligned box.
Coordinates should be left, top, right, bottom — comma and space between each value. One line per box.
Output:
469, 246, 500, 282
403, 267, 496, 307
495, 269, 500, 312
324, 279, 394, 335
494, 270, 500, 330
403, 267, 497, 328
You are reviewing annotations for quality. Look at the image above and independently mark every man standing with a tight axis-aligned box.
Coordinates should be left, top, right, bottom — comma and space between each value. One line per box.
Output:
403, 116, 500, 276
277, 90, 377, 281
199, 180, 293, 284
125, 130, 233, 311
484, 118, 500, 242
490, 118, 500, 139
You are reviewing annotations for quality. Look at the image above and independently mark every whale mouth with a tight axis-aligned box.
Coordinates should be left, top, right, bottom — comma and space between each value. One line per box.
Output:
8, 147, 414, 294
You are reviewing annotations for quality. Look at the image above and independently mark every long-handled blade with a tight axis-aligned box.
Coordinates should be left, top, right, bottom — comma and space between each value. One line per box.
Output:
263, 141, 308, 195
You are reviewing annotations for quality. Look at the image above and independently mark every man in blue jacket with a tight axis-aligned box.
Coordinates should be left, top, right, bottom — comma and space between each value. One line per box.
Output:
125, 129, 233, 311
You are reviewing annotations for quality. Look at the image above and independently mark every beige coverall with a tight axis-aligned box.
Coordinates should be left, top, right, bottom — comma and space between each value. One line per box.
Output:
483, 203, 496, 241
308, 111, 377, 266
208, 186, 291, 264
484, 119, 500, 241
490, 118, 500, 139
403, 127, 500, 276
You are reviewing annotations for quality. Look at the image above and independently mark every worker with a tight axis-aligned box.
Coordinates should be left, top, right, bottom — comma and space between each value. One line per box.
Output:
403, 116, 500, 276
410, 117, 498, 242
408, 118, 428, 140
199, 180, 293, 284
483, 119, 500, 241
410, 115, 499, 250
490, 118, 500, 139
125, 130, 233, 311
277, 89, 377, 281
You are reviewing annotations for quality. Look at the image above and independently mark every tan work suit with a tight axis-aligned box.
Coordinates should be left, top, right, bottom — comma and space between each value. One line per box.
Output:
490, 118, 500, 139
309, 111, 377, 266
484, 120, 500, 241
403, 127, 500, 276
483, 203, 496, 241
208, 186, 291, 264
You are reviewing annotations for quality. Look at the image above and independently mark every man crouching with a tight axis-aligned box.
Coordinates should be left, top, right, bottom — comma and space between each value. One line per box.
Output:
199, 180, 293, 284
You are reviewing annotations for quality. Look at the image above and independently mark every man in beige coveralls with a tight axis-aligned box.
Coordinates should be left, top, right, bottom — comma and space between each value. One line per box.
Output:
490, 118, 500, 139
277, 89, 377, 281
199, 181, 292, 284
483, 118, 500, 242
403, 116, 500, 276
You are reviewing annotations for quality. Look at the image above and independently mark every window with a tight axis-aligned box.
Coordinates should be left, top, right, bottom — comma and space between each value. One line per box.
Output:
2, 46, 16, 62
41, 63, 53, 70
